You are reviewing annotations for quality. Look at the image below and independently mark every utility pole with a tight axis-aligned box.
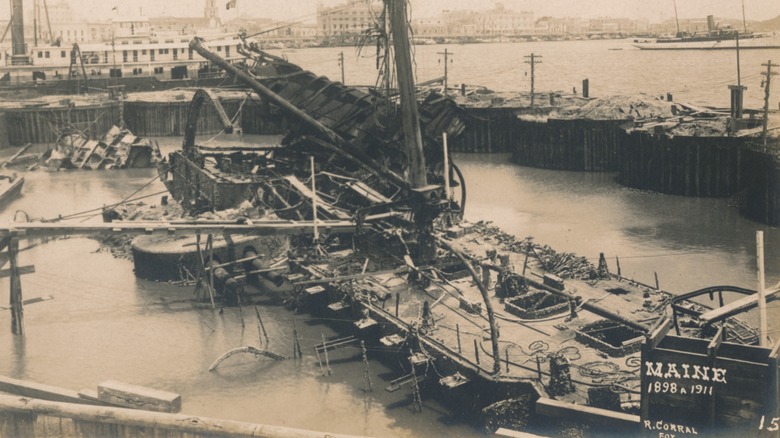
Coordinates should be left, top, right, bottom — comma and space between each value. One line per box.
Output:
338, 51, 345, 84
761, 60, 778, 147
524, 53, 542, 107
437, 48, 452, 95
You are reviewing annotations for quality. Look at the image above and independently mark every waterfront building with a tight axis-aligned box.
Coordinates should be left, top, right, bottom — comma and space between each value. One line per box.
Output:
441, 3, 533, 37
316, 0, 383, 37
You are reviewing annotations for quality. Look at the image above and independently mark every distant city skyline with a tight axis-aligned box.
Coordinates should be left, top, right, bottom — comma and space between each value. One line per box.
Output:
1, 0, 778, 23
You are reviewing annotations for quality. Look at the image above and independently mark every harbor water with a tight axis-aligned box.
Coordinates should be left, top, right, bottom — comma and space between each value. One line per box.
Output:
1, 39, 779, 436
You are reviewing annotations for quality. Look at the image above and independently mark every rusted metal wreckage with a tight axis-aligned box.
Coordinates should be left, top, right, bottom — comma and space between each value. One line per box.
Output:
151, 36, 780, 436
48, 125, 161, 170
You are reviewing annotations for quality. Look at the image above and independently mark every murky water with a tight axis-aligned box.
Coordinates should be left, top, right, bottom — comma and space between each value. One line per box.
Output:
1, 39, 779, 437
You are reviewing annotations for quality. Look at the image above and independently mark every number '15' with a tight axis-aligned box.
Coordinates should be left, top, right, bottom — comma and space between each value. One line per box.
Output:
759, 415, 780, 431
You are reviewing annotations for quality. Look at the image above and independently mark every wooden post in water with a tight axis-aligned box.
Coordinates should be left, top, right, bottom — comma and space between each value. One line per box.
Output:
361, 340, 373, 392
255, 306, 269, 346
757, 231, 768, 347
322, 333, 332, 375
9, 238, 23, 335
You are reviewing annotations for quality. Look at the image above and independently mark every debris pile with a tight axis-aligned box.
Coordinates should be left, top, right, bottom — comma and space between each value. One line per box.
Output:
46, 125, 161, 170
470, 222, 596, 279
569, 94, 675, 121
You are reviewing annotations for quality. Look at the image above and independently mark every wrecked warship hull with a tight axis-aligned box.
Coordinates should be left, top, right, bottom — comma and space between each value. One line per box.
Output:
152, 37, 777, 435
48, 125, 161, 170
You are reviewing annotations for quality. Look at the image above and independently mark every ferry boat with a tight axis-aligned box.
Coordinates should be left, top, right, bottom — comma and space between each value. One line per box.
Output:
0, 35, 250, 86
0, 0, 253, 91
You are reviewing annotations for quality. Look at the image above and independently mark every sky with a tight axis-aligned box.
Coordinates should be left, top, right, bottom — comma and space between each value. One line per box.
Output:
2, 0, 779, 23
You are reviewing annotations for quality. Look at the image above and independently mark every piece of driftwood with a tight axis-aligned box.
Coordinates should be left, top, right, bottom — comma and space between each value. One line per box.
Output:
208, 346, 287, 372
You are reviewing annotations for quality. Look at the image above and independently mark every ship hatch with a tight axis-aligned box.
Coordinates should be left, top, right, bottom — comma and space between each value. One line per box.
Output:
504, 290, 569, 319
575, 319, 644, 357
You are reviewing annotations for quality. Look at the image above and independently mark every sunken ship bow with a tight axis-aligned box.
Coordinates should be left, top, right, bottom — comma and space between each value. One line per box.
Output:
157, 38, 777, 435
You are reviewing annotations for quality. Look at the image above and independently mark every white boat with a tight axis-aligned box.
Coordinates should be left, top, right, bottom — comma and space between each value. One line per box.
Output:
633, 33, 780, 50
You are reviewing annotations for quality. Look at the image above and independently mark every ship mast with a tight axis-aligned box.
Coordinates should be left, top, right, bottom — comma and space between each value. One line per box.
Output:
388, 0, 426, 188
672, 0, 680, 36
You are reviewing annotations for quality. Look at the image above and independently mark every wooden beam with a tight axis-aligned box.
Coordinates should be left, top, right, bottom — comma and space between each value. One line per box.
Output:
699, 287, 780, 323
0, 220, 360, 239
0, 394, 363, 438
646, 317, 673, 350
0, 265, 34, 278
536, 397, 640, 429
707, 326, 725, 359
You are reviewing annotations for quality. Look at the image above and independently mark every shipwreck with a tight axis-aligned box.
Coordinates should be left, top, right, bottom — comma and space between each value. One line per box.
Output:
146, 11, 779, 437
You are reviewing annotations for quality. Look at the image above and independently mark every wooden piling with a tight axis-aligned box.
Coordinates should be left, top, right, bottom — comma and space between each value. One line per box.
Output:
292, 318, 303, 359
255, 306, 269, 346
9, 238, 23, 335
361, 340, 373, 392
395, 292, 400, 317
474, 339, 480, 365
321, 333, 332, 375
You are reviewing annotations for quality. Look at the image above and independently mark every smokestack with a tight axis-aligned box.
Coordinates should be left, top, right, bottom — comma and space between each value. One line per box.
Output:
11, 0, 26, 57
707, 15, 716, 33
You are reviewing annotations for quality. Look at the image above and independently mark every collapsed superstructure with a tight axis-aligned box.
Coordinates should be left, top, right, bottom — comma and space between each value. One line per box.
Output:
162, 36, 465, 262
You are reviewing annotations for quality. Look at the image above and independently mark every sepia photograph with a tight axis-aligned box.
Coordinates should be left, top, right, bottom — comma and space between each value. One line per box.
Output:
0, 0, 779, 436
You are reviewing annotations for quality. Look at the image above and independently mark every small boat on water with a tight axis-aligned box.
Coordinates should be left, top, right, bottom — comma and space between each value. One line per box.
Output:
0, 174, 24, 210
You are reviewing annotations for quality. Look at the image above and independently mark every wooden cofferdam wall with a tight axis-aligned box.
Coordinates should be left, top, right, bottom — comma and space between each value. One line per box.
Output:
617, 132, 745, 197
450, 108, 517, 153
2, 102, 121, 146
511, 119, 626, 171
739, 147, 780, 226
124, 99, 288, 137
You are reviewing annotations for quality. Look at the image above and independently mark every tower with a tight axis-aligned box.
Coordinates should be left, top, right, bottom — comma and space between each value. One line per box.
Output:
204, 0, 219, 27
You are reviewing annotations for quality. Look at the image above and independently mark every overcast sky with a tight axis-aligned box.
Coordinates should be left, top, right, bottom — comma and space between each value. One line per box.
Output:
3, 0, 779, 23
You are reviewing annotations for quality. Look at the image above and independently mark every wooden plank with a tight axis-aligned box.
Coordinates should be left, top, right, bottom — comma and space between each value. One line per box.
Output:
0, 375, 104, 406
699, 287, 780, 322
535, 397, 639, 429
97, 380, 181, 413
0, 265, 35, 278
495, 428, 548, 438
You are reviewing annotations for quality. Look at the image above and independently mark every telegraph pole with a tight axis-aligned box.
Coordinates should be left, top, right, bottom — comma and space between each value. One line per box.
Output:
761, 60, 778, 147
338, 51, 345, 84
524, 53, 542, 107
437, 48, 452, 95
